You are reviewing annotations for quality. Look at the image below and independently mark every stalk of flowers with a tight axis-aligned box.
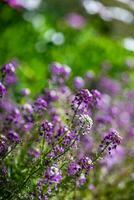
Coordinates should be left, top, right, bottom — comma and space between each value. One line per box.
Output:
70, 69, 134, 199
0, 61, 121, 200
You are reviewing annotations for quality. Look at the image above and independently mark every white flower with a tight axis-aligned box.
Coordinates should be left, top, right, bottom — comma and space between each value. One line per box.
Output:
74, 114, 93, 135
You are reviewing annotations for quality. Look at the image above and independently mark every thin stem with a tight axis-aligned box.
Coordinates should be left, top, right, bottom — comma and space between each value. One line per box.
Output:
92, 143, 110, 164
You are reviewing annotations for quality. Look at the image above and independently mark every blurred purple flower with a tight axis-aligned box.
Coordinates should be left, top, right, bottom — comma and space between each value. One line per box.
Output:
68, 161, 81, 175
0, 82, 6, 98
66, 13, 86, 29
73, 76, 85, 89
8, 130, 20, 143
44, 166, 62, 184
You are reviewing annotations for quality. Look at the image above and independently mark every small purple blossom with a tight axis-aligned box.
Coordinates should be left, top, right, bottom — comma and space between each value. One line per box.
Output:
68, 161, 81, 176
77, 173, 86, 186
62, 130, 76, 146
21, 88, 31, 96
50, 62, 71, 84
7, 130, 20, 143
34, 97, 47, 113
5, 108, 21, 125
48, 145, 64, 158
50, 62, 62, 75
0, 82, 6, 98
44, 166, 62, 184
1, 62, 16, 76
100, 129, 122, 154
79, 156, 93, 172
40, 120, 53, 135
40, 120, 54, 143
28, 148, 40, 158
44, 89, 59, 102
91, 89, 101, 104
61, 64, 71, 79
88, 184, 95, 191
85, 71, 95, 81
0, 135, 8, 157
72, 89, 93, 110
66, 13, 86, 29
73, 76, 85, 89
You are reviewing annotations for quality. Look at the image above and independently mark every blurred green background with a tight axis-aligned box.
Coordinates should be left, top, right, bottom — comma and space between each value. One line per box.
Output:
0, 0, 134, 94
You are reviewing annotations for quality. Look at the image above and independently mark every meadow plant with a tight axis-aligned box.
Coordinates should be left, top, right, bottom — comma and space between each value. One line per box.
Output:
0, 61, 121, 200
71, 70, 134, 199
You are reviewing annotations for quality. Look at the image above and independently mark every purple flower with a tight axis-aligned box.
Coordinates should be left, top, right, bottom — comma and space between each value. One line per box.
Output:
68, 161, 81, 176
21, 88, 31, 96
44, 166, 62, 184
0, 82, 6, 98
50, 62, 71, 84
79, 156, 93, 171
22, 103, 33, 114
40, 120, 53, 134
5, 0, 22, 8
91, 89, 101, 103
5, 108, 21, 125
44, 89, 59, 102
88, 184, 95, 191
100, 77, 121, 95
34, 97, 47, 113
73, 76, 85, 89
7, 130, 20, 143
5, 74, 17, 85
77, 173, 86, 186
40, 120, 54, 143
66, 13, 86, 29
85, 71, 95, 81
0, 135, 8, 157
61, 64, 71, 79
72, 89, 93, 111
28, 148, 40, 158
48, 145, 64, 158
1, 62, 16, 76
50, 62, 62, 75
100, 129, 122, 154
96, 114, 112, 125
62, 130, 76, 146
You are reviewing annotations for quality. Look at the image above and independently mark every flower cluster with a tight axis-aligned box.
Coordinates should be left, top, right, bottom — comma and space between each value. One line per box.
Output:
100, 129, 122, 154
0, 61, 121, 200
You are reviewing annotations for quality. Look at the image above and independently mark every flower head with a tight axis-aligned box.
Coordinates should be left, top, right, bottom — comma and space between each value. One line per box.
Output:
79, 156, 93, 171
100, 129, 122, 154
21, 88, 31, 96
44, 166, 62, 184
72, 89, 93, 111
77, 173, 86, 186
50, 62, 71, 84
7, 130, 20, 143
28, 148, 40, 158
73, 76, 85, 89
91, 89, 101, 104
1, 62, 16, 76
74, 114, 93, 135
34, 97, 47, 113
68, 161, 81, 176
66, 13, 86, 29
39, 120, 54, 143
